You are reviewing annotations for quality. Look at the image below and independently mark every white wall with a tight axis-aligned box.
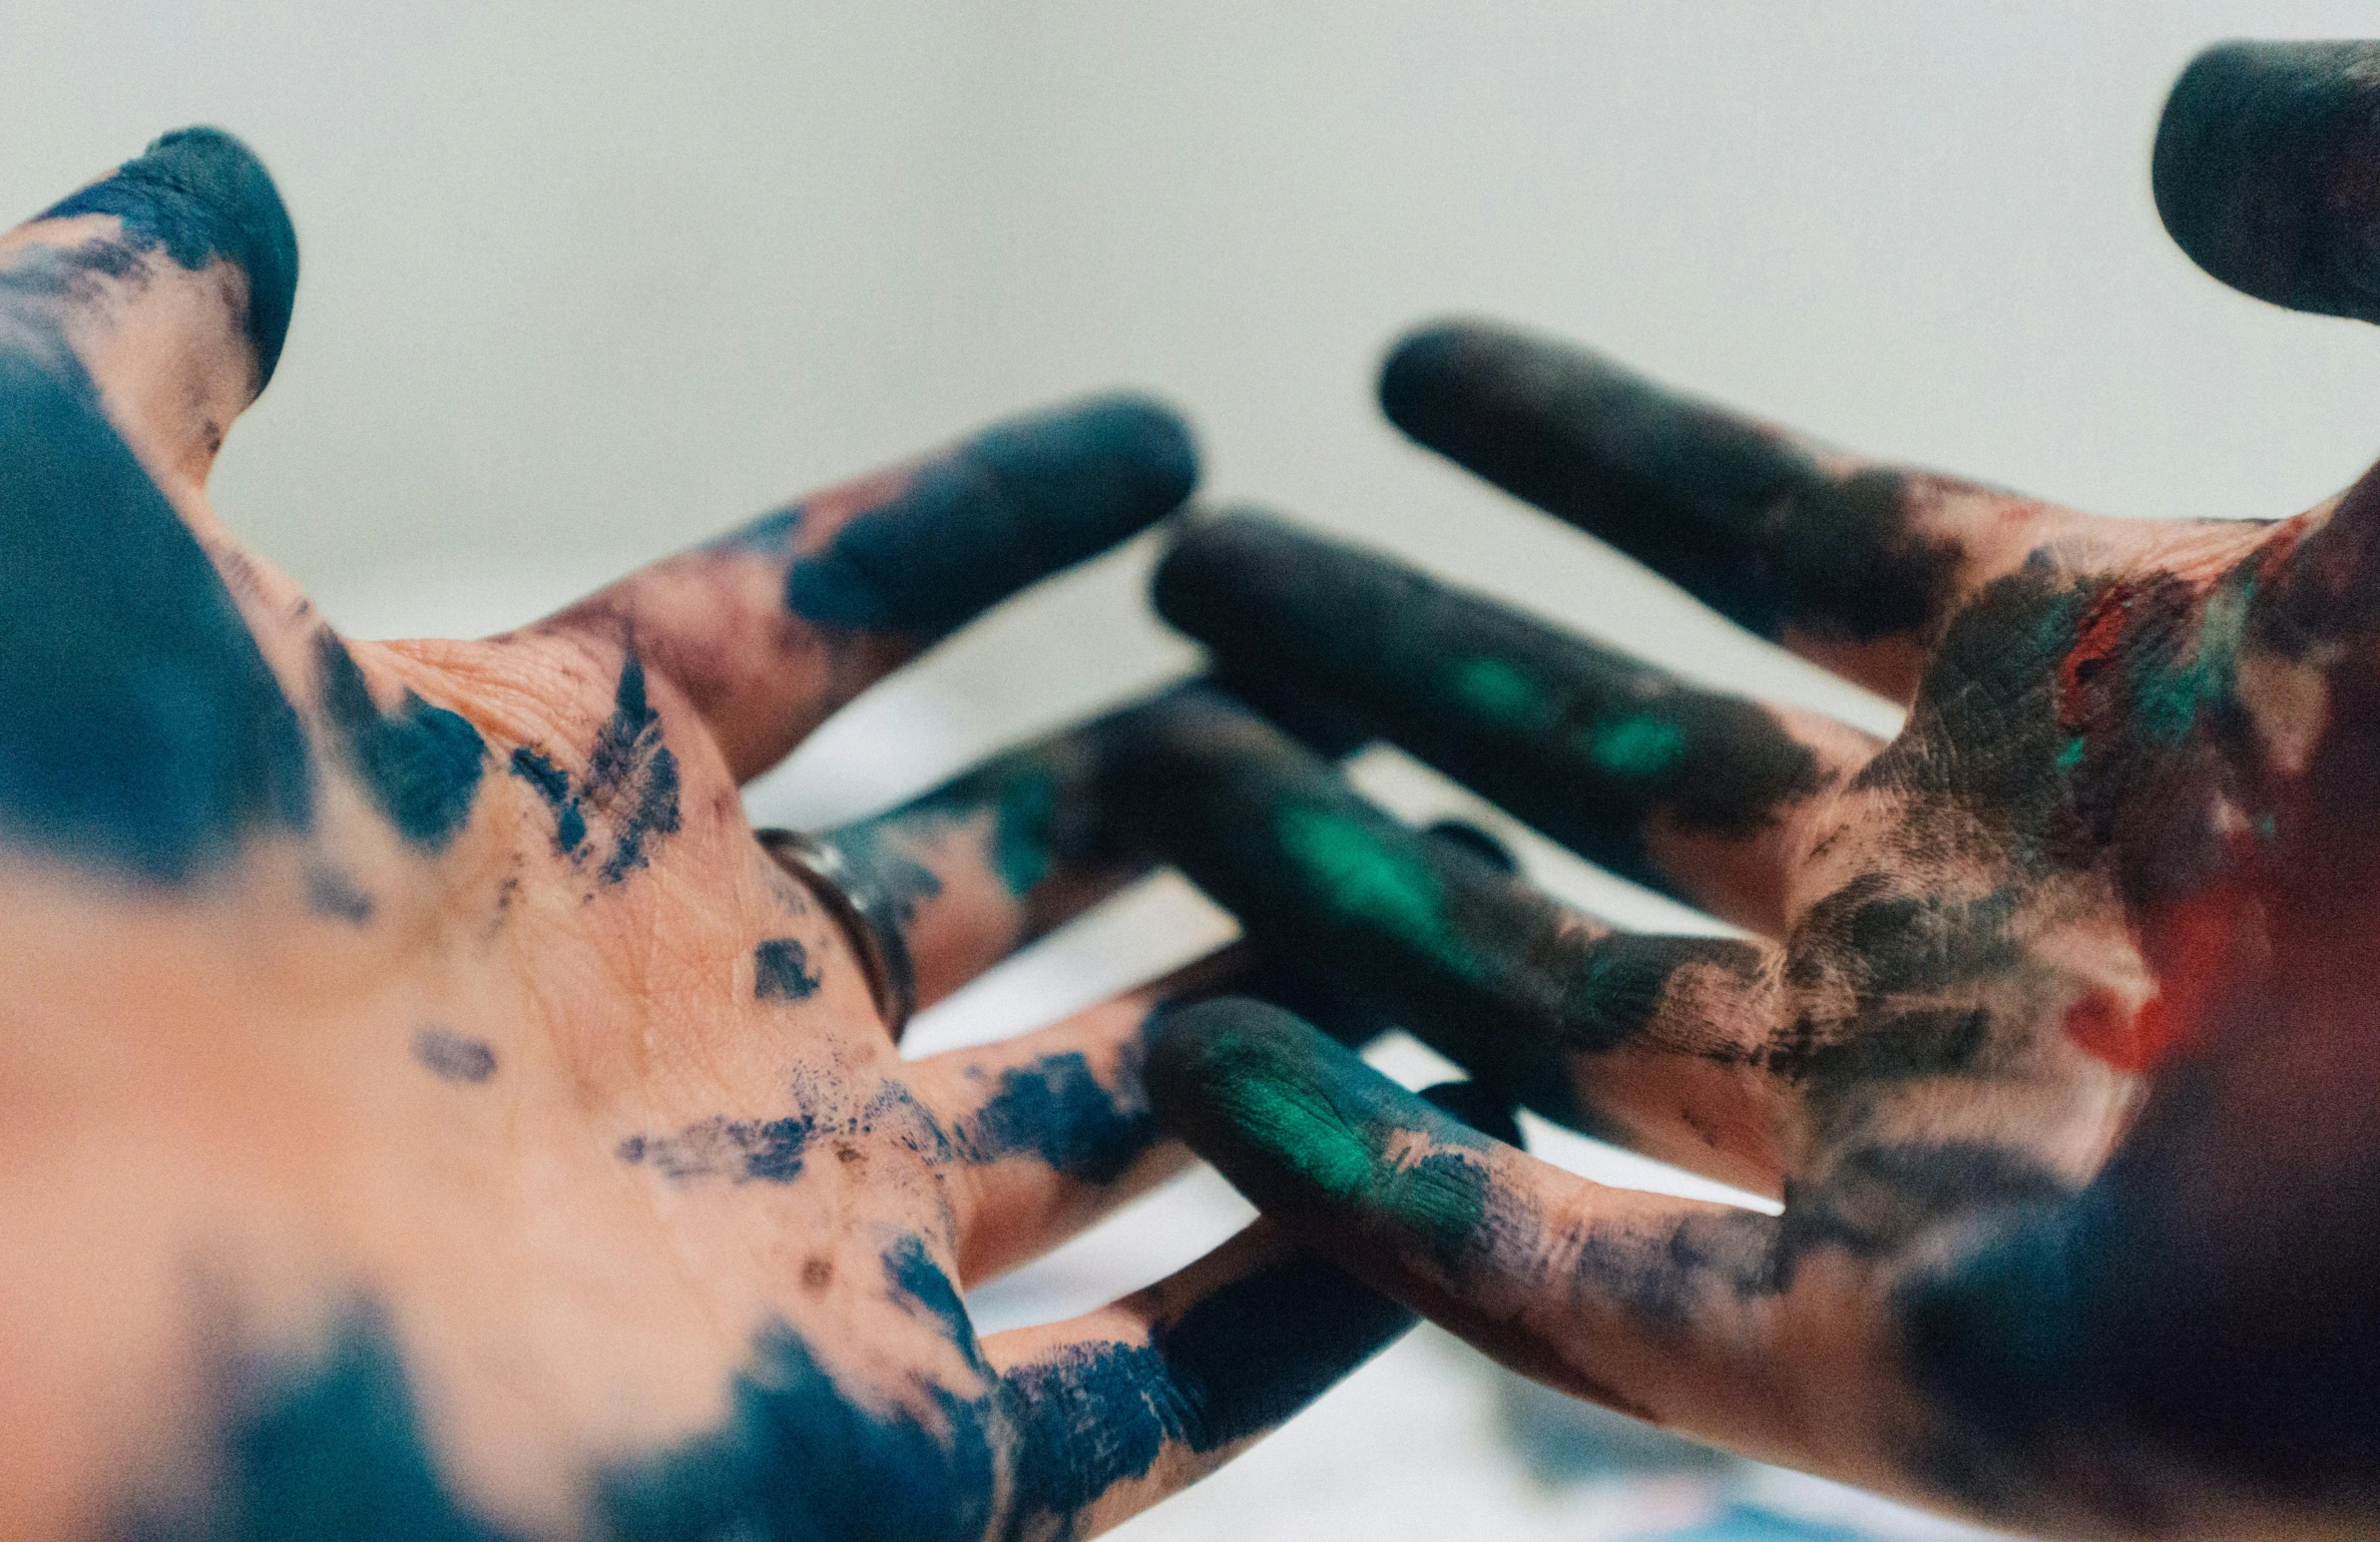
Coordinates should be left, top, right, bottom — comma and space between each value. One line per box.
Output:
6, 8, 2377, 1537
10, 2, 2380, 811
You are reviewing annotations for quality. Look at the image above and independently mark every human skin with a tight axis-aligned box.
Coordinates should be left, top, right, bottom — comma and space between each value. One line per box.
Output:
1125, 40, 2380, 1542
0, 130, 1441, 1540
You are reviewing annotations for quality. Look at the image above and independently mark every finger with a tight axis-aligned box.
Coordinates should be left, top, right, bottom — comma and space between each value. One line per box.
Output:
1376, 319, 2088, 705
2153, 40, 2380, 325
1110, 689, 1791, 1189
1157, 511, 1880, 932
819, 687, 1183, 1015
1145, 1000, 1832, 1474
534, 394, 1196, 782
982, 1220, 1412, 1541
0, 156, 314, 888
922, 914, 1509, 1285
2, 128, 297, 495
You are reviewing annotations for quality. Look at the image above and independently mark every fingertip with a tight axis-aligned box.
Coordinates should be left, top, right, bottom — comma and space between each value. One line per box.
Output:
2152, 39, 2380, 323
971, 389, 1200, 535
1150, 505, 1301, 636
41, 126, 299, 385
1377, 317, 1548, 445
785, 391, 1200, 639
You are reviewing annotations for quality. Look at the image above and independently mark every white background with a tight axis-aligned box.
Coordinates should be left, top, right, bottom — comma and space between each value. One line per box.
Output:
8, 5, 2380, 1538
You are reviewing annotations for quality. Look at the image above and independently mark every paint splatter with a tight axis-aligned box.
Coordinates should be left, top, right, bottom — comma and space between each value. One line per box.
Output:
316, 634, 486, 854
618, 1115, 815, 1184
410, 1028, 496, 1085
753, 938, 820, 1001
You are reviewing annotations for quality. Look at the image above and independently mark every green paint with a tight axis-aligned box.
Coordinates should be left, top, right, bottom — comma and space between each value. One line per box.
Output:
1274, 804, 1481, 982
1184, 1011, 1494, 1269
2131, 570, 2255, 747
2057, 736, 2086, 771
1446, 656, 1556, 735
983, 766, 1060, 896
1588, 714, 1687, 779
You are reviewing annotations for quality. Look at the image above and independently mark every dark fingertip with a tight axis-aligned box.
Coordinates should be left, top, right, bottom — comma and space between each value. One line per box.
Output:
1419, 1080, 1524, 1149
784, 392, 1198, 638
1150, 507, 1308, 643
41, 127, 299, 386
1376, 318, 1504, 444
2153, 40, 2380, 323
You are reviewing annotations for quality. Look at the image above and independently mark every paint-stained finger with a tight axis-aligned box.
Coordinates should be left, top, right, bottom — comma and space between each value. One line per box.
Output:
3, 128, 298, 495
1109, 688, 1791, 1189
819, 687, 1188, 1017
919, 924, 1503, 1286
2153, 40, 2380, 326
1376, 319, 2089, 705
981, 1220, 1413, 1541
1144, 999, 1850, 1473
535, 394, 1198, 782
1157, 511, 1879, 932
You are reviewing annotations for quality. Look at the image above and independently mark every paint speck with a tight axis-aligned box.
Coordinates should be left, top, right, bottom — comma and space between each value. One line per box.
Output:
754, 937, 821, 1001
411, 1027, 496, 1084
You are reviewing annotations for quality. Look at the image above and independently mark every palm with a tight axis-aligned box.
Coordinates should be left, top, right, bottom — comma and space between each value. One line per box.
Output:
1127, 39, 2380, 1541
0, 130, 1407, 1542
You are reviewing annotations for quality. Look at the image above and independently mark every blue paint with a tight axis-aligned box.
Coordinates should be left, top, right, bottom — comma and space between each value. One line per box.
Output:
709, 504, 798, 553
618, 1114, 815, 1184
1646, 1504, 1874, 1541
601, 1317, 997, 1542
505, 656, 679, 883
133, 1245, 1403, 1538
0, 335, 311, 882
410, 1027, 496, 1084
506, 747, 586, 854
117, 1301, 506, 1540
40, 127, 299, 385
316, 635, 485, 853
588, 655, 680, 883
1000, 1248, 1411, 1533
305, 866, 373, 923
954, 1021, 1161, 1186
884, 1235, 979, 1365
785, 395, 1196, 640
753, 937, 820, 1001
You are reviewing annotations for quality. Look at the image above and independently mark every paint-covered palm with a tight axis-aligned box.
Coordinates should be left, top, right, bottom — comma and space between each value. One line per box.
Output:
1125, 41, 2380, 1542
0, 132, 1415, 1541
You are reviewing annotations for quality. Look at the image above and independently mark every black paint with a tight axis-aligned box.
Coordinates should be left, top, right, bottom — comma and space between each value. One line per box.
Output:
2153, 41, 2380, 325
1157, 512, 1827, 899
1376, 322, 1958, 647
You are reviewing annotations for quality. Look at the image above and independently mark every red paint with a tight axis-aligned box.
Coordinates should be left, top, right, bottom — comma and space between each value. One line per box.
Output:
2059, 583, 2135, 730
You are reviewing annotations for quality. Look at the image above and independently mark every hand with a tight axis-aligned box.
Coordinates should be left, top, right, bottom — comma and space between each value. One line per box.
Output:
0, 130, 1414, 1541
1124, 41, 2380, 1541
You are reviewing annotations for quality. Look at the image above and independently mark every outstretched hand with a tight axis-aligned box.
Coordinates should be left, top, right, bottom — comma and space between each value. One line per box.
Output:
0, 131, 1413, 1541
1131, 41, 2380, 1541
